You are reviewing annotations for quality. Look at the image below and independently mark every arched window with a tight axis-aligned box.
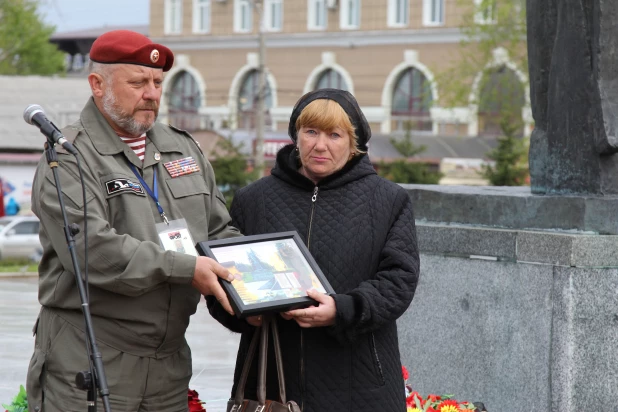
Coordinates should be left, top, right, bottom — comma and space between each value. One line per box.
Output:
315, 69, 348, 91
237, 69, 273, 129
391, 67, 433, 132
168, 71, 202, 131
478, 66, 525, 136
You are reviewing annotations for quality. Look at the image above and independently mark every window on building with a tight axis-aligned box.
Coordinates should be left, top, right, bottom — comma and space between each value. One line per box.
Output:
474, 0, 496, 24
165, 0, 182, 34
238, 70, 273, 130
423, 0, 444, 26
193, 0, 211, 33
340, 0, 360, 30
388, 0, 409, 27
391, 68, 433, 132
168, 71, 202, 131
478, 66, 525, 136
234, 0, 253, 33
308, 0, 327, 30
265, 0, 283, 31
315, 69, 349, 91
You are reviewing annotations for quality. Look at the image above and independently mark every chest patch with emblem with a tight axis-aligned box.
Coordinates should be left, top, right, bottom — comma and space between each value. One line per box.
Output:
163, 156, 201, 178
105, 178, 145, 195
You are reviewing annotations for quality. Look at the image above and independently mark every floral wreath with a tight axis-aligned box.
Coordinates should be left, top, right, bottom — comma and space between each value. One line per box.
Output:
402, 366, 488, 412
3, 387, 206, 412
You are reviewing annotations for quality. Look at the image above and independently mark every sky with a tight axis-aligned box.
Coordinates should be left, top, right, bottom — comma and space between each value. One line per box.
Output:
39, 0, 150, 33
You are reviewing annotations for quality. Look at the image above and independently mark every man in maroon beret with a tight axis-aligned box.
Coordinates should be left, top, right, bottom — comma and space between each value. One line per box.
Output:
26, 30, 241, 411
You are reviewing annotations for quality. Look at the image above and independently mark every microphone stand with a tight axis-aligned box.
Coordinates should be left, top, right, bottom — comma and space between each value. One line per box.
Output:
44, 141, 112, 412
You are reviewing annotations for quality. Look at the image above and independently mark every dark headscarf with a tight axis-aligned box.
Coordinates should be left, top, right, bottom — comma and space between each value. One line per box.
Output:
287, 88, 372, 151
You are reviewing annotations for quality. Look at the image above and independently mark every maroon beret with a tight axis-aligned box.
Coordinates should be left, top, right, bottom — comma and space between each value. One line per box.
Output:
90, 30, 174, 72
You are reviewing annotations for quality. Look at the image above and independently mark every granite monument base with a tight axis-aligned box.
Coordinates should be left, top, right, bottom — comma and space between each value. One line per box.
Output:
398, 185, 618, 412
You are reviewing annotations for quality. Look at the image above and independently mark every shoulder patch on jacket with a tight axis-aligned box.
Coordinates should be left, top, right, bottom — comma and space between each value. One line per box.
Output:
168, 124, 204, 155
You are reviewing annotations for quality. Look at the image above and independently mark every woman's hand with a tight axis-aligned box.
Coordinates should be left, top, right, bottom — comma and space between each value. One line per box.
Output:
281, 289, 336, 328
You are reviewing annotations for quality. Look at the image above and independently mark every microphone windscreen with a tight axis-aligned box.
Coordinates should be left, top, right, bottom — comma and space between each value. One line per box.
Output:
23, 104, 45, 125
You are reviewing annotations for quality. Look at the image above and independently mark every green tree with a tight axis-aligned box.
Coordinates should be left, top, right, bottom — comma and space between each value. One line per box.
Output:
481, 117, 529, 185
437, 0, 530, 184
378, 121, 443, 184
439, 0, 528, 110
0, 0, 65, 75
211, 136, 258, 209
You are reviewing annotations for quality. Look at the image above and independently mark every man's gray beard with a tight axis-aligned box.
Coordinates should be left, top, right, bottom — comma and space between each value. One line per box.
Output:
102, 90, 157, 136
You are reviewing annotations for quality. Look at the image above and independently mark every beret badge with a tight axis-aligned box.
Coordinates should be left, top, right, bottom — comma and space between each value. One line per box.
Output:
150, 49, 160, 64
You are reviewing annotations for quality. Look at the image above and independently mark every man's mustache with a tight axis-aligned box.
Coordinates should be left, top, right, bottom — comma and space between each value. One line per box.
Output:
135, 102, 159, 111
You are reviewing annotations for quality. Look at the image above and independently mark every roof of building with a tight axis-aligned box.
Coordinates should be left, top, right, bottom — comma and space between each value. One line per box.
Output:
0, 75, 91, 152
50, 25, 150, 55
50, 25, 149, 41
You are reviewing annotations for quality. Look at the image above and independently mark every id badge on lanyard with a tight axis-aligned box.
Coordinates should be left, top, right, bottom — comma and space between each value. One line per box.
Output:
129, 164, 198, 256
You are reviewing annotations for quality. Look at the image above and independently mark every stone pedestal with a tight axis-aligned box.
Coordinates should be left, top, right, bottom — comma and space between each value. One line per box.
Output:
398, 185, 618, 412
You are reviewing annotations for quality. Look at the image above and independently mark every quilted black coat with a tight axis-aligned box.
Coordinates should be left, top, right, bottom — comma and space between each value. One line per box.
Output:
207, 144, 420, 412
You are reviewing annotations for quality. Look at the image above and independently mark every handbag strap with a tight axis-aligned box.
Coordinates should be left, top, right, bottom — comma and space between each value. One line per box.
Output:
232, 315, 289, 408
271, 317, 287, 404
257, 316, 269, 405
233, 323, 261, 406
257, 315, 288, 405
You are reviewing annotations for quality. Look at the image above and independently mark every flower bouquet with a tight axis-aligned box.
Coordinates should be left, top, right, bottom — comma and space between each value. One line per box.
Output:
2, 385, 27, 412
2, 387, 206, 412
402, 366, 488, 412
188, 389, 207, 412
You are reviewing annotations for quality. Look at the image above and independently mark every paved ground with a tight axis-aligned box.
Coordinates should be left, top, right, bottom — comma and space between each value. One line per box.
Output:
0, 277, 240, 412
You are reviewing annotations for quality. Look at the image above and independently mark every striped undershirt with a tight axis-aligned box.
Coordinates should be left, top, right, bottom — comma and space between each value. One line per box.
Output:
118, 133, 147, 161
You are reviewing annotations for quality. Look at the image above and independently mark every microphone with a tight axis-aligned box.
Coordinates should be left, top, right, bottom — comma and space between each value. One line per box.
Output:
23, 104, 78, 155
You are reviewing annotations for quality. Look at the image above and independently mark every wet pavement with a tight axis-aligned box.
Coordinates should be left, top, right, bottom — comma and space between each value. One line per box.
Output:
0, 277, 240, 412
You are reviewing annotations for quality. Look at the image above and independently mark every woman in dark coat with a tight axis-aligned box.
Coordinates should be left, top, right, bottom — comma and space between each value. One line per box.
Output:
208, 89, 419, 412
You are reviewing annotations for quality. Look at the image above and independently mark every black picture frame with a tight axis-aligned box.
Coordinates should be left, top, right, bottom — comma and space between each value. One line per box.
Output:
196, 231, 335, 318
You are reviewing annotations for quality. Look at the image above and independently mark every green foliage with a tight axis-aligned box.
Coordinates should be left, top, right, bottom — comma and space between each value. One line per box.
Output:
2, 385, 28, 412
0, 257, 38, 272
480, 118, 529, 186
437, 0, 527, 113
378, 159, 442, 185
0, 0, 66, 75
211, 137, 258, 209
435, 0, 530, 185
378, 121, 443, 184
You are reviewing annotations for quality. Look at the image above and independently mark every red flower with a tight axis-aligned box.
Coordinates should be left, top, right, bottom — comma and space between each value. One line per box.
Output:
188, 389, 206, 412
406, 391, 421, 407
427, 394, 441, 403
402, 365, 409, 381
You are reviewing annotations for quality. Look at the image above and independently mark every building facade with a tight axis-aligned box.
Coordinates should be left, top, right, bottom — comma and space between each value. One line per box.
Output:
149, 0, 531, 138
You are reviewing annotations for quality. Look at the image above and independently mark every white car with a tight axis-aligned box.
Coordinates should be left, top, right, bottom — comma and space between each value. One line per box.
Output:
0, 216, 42, 260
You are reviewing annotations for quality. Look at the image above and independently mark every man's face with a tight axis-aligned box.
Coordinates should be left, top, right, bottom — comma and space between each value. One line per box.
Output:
101, 64, 163, 136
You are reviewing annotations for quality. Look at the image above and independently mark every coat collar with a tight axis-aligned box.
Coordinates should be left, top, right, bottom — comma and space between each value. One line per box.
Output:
80, 97, 182, 162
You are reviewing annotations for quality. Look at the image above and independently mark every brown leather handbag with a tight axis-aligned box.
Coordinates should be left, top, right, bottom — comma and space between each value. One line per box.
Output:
227, 316, 302, 412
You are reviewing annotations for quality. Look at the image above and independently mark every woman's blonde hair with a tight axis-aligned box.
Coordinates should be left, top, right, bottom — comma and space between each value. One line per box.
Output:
295, 99, 365, 155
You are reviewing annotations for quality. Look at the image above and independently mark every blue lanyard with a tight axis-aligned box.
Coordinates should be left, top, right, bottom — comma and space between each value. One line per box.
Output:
129, 165, 169, 224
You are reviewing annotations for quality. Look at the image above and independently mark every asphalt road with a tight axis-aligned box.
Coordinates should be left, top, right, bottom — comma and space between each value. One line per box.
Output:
0, 277, 240, 412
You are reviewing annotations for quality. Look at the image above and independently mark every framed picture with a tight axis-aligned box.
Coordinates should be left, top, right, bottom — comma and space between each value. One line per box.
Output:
196, 231, 335, 318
